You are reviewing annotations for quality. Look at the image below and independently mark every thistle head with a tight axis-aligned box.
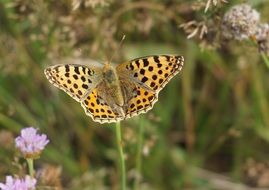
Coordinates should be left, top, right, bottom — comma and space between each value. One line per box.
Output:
222, 4, 260, 40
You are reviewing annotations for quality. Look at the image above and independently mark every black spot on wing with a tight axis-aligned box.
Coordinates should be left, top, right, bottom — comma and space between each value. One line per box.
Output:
140, 69, 145, 75
65, 65, 70, 72
137, 105, 143, 110
143, 59, 149, 67
135, 60, 140, 67
141, 77, 148, 83
82, 84, 88, 89
82, 67, 86, 74
73, 75, 78, 80
81, 76, 86, 82
153, 56, 160, 63
74, 67, 80, 74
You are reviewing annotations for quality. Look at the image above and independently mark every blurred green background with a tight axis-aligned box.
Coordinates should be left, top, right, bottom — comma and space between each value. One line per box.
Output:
1, 0, 269, 189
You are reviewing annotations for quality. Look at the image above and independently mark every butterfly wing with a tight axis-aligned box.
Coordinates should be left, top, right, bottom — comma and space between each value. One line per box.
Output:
117, 55, 184, 118
120, 82, 158, 119
44, 59, 103, 102
117, 55, 184, 92
81, 89, 124, 124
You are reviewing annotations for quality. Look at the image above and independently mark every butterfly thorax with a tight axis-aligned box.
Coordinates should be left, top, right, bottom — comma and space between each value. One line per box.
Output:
102, 63, 124, 107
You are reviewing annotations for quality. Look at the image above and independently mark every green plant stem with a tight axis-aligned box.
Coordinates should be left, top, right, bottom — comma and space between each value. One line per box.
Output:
261, 52, 269, 69
133, 118, 144, 190
115, 122, 126, 190
26, 158, 34, 177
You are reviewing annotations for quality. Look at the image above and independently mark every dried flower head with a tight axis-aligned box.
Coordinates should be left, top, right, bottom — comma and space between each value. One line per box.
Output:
204, 0, 228, 13
222, 4, 260, 40
180, 20, 208, 39
255, 24, 269, 56
0, 175, 36, 190
72, 0, 109, 10
37, 165, 62, 189
15, 127, 49, 159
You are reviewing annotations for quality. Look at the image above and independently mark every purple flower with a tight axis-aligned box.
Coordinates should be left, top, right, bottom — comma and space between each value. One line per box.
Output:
0, 175, 36, 190
15, 127, 49, 158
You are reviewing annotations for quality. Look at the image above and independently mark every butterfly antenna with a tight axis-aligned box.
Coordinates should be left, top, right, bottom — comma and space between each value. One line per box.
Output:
108, 35, 126, 64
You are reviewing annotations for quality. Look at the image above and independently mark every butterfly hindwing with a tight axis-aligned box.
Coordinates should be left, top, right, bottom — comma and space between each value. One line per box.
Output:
123, 85, 157, 119
81, 89, 123, 123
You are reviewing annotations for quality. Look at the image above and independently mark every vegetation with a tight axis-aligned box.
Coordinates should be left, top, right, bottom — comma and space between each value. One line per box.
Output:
1, 0, 269, 189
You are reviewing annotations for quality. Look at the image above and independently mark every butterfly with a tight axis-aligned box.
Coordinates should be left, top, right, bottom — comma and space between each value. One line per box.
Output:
44, 55, 184, 124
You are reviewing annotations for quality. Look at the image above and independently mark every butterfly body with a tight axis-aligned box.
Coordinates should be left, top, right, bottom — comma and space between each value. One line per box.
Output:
102, 63, 125, 108
45, 55, 184, 124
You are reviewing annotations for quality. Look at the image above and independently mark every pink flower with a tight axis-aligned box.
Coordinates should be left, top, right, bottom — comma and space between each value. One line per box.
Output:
0, 175, 36, 190
15, 127, 49, 159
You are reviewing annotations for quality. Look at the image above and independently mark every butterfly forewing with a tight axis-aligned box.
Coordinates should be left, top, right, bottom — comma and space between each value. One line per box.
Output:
117, 55, 184, 92
44, 60, 103, 102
